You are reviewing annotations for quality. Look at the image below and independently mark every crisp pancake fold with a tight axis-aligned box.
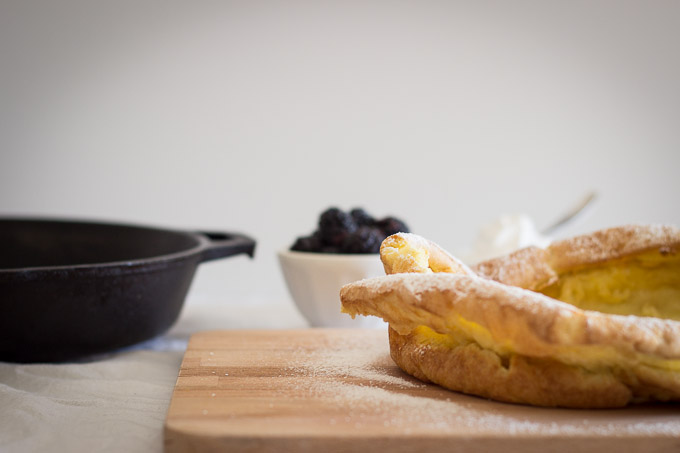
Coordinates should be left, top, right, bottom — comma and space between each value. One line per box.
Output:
340, 225, 680, 408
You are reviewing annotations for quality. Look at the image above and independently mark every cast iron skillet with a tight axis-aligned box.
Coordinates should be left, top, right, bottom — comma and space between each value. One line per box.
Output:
0, 218, 256, 363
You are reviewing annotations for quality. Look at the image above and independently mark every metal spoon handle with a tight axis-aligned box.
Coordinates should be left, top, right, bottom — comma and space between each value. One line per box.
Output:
542, 192, 598, 236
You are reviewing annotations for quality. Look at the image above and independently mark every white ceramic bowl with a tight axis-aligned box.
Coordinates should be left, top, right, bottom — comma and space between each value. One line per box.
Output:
278, 250, 387, 328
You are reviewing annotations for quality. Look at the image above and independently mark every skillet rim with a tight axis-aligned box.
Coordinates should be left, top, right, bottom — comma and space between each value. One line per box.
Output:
0, 216, 211, 274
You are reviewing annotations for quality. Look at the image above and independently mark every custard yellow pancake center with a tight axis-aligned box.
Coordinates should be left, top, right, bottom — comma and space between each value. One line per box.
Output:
540, 252, 680, 321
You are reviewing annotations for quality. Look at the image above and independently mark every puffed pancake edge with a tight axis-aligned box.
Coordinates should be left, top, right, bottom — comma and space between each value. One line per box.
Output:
387, 326, 633, 408
472, 224, 680, 290
341, 273, 680, 407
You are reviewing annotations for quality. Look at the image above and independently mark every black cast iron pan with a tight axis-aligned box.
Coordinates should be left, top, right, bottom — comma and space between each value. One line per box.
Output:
0, 218, 256, 363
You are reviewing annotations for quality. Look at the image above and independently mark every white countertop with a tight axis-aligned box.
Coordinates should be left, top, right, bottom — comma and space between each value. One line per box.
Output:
0, 297, 308, 453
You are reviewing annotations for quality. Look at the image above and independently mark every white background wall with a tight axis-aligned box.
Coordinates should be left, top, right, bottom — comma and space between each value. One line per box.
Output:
1, 1, 679, 310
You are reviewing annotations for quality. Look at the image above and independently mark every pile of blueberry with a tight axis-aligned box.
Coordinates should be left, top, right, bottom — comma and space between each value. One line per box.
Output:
290, 207, 410, 254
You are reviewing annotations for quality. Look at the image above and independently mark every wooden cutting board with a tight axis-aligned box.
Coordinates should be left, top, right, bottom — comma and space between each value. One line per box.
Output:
164, 329, 680, 452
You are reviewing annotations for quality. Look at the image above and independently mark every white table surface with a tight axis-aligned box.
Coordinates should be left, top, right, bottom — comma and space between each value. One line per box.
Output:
0, 296, 308, 453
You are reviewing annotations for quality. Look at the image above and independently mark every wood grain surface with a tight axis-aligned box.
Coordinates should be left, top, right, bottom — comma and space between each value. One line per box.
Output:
164, 329, 680, 453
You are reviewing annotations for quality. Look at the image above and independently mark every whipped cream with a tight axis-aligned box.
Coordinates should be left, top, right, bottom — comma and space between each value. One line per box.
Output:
462, 214, 551, 264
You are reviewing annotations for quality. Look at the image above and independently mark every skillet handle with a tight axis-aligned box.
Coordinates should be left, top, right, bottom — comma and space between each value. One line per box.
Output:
197, 231, 256, 263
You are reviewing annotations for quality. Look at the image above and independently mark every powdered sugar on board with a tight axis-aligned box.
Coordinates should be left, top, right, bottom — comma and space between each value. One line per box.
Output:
280, 330, 680, 437
166, 329, 680, 452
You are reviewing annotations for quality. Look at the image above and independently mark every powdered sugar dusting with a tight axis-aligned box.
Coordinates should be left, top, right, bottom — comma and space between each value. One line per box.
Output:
283, 332, 680, 437
548, 224, 680, 265
287, 332, 421, 389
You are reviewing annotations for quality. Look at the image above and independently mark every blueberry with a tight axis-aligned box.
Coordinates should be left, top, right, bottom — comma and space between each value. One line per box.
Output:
376, 217, 410, 236
341, 226, 384, 254
291, 208, 410, 254
290, 232, 323, 252
349, 208, 375, 227
318, 207, 357, 247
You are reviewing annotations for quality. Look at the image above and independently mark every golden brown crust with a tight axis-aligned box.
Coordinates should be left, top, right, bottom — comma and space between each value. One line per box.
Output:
472, 246, 558, 291
388, 327, 633, 408
340, 225, 680, 408
473, 224, 680, 288
341, 272, 680, 360
379, 233, 474, 276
